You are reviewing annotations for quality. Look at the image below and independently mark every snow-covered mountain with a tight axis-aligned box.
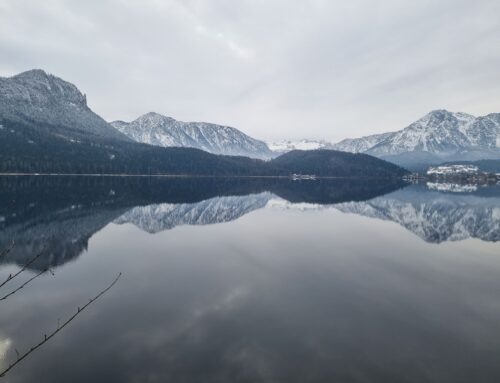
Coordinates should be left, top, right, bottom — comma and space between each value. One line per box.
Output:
267, 139, 334, 154
332, 132, 394, 153
0, 69, 129, 141
332, 110, 500, 168
114, 193, 273, 233
111, 112, 273, 159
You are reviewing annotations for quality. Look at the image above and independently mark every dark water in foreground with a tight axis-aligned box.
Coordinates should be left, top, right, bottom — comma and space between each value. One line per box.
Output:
0, 176, 500, 382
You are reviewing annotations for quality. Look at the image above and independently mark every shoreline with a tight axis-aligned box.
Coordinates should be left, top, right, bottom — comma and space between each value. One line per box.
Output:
0, 173, 406, 180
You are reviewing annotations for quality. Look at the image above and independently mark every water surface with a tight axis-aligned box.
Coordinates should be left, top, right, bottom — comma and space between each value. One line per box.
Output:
0, 176, 499, 382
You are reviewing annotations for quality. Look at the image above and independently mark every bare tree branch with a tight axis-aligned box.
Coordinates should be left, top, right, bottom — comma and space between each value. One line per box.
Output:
0, 248, 46, 290
0, 242, 15, 261
0, 272, 122, 378
0, 268, 49, 302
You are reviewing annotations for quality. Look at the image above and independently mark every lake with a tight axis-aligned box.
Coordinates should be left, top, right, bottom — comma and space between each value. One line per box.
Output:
0, 176, 500, 382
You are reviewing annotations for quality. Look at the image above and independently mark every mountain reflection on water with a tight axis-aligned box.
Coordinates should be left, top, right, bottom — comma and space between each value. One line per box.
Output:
336, 184, 500, 243
1, 176, 500, 270
1, 176, 500, 383
0, 176, 404, 269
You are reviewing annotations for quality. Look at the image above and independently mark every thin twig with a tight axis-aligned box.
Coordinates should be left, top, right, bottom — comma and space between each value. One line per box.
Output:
0, 272, 122, 378
0, 249, 46, 290
0, 268, 49, 302
0, 242, 15, 261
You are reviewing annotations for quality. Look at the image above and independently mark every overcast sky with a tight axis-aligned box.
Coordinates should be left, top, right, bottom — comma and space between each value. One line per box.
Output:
1, 0, 499, 141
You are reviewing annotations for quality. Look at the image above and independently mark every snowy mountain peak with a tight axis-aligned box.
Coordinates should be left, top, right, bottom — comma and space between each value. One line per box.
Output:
111, 112, 273, 159
331, 109, 500, 164
138, 112, 175, 123
12, 69, 59, 83
414, 109, 475, 129
13, 69, 50, 80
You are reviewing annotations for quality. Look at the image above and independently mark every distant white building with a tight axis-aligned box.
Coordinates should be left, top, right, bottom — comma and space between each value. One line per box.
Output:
427, 164, 479, 176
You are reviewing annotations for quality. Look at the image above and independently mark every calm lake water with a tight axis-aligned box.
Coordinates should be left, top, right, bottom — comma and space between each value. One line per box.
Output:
0, 176, 500, 382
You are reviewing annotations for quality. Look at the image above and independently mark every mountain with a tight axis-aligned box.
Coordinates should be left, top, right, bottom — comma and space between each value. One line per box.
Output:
0, 117, 407, 176
369, 111, 478, 155
0, 117, 269, 175
0, 69, 407, 178
267, 139, 334, 154
332, 132, 394, 153
271, 149, 409, 178
111, 112, 273, 159
332, 110, 500, 169
0, 69, 129, 142
0, 69, 271, 175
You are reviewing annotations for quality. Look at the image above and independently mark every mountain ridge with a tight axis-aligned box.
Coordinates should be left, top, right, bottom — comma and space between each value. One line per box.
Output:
111, 112, 273, 159
331, 109, 500, 168
268, 110, 500, 169
0, 68, 407, 177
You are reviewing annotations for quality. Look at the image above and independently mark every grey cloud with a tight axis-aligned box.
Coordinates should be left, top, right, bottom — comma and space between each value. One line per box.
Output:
0, 0, 499, 141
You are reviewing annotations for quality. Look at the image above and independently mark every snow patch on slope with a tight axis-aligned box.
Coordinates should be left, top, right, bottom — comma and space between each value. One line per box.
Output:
267, 139, 333, 154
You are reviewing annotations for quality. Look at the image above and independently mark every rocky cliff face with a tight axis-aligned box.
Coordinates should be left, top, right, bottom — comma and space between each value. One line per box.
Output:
0, 69, 129, 141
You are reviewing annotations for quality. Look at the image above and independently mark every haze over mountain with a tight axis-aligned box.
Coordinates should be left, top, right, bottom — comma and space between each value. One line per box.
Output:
111, 112, 273, 159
